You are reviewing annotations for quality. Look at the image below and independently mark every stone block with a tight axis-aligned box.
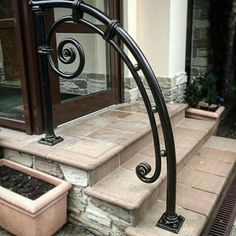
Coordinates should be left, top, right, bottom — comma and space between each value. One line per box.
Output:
68, 187, 87, 213
70, 213, 110, 236
194, 0, 210, 10
110, 215, 131, 233
192, 57, 208, 67
176, 74, 187, 86
162, 87, 178, 97
197, 49, 208, 57
191, 68, 201, 77
60, 164, 89, 187
158, 77, 176, 89
90, 198, 133, 223
194, 20, 210, 29
4, 149, 33, 167
124, 88, 140, 102
34, 157, 63, 178
85, 203, 112, 228
124, 77, 137, 89
193, 39, 210, 47
193, 28, 209, 40
164, 93, 179, 102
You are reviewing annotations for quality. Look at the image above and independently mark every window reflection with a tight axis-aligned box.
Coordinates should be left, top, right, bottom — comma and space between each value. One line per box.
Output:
0, 29, 24, 120
0, 0, 13, 19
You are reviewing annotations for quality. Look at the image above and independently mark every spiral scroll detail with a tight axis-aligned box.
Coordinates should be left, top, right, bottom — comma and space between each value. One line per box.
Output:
48, 38, 85, 79
136, 162, 152, 178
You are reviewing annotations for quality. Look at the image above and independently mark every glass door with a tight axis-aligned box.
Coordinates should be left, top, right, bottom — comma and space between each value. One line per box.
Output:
0, 0, 32, 133
49, 0, 122, 125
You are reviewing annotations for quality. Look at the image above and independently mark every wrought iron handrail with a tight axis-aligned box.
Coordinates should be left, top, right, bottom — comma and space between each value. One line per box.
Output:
29, 0, 184, 233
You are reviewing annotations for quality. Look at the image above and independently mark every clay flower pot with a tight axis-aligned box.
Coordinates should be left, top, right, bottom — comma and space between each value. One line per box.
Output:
0, 159, 72, 236
186, 105, 225, 122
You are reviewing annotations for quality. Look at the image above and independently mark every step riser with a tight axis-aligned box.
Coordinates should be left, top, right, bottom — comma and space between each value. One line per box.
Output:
159, 123, 217, 194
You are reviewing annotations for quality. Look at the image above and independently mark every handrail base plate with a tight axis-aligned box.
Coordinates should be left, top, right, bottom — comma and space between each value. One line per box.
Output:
156, 212, 185, 234
38, 135, 64, 146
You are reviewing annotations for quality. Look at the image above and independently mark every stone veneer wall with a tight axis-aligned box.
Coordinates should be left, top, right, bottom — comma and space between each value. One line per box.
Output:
124, 73, 187, 104
191, 0, 210, 78
3, 149, 132, 236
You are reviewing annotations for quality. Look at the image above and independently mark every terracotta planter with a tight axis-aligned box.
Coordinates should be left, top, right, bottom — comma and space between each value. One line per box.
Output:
186, 106, 225, 122
0, 159, 72, 236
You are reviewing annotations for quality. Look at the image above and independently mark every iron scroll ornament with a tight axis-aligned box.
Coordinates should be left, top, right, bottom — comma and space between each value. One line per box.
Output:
30, 0, 184, 233
46, 15, 85, 79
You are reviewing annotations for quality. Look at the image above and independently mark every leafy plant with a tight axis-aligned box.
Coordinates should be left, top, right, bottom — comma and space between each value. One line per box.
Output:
184, 79, 202, 108
201, 72, 218, 105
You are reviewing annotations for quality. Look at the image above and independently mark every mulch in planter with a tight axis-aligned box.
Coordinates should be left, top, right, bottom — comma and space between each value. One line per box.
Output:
0, 166, 55, 200
217, 102, 236, 139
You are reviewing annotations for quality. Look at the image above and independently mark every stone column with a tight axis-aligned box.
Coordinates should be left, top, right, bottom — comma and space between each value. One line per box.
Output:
123, 0, 188, 103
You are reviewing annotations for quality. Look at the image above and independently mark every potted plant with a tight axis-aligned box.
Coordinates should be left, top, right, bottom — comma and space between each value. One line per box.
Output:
0, 159, 72, 236
185, 73, 225, 121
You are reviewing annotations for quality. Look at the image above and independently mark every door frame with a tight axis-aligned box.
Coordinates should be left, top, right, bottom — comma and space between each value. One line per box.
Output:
0, 0, 37, 134
0, 0, 123, 134
47, 0, 124, 125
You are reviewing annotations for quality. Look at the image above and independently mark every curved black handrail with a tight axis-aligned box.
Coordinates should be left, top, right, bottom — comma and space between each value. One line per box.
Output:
29, 0, 184, 233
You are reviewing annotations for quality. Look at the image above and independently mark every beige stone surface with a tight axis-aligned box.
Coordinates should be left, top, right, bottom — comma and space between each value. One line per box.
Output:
58, 123, 99, 137
159, 183, 217, 217
122, 153, 167, 180
47, 140, 122, 170
198, 147, 236, 163
119, 141, 141, 164
115, 103, 146, 113
85, 167, 161, 210
123, 113, 149, 123
172, 127, 206, 149
140, 144, 190, 165
91, 156, 119, 185
186, 155, 234, 177
101, 110, 132, 119
178, 168, 226, 194
0, 128, 39, 150
34, 157, 64, 178
83, 115, 121, 127
4, 149, 33, 167
107, 120, 149, 134
20, 135, 75, 158
87, 127, 138, 145
126, 200, 207, 236
176, 118, 216, 132
204, 136, 236, 153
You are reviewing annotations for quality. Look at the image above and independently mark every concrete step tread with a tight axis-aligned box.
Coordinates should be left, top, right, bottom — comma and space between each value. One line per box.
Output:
126, 200, 207, 236
125, 137, 236, 236
84, 118, 216, 212
0, 103, 187, 173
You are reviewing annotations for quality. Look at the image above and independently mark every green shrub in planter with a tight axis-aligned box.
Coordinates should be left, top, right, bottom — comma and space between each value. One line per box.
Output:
184, 79, 203, 108
201, 72, 219, 105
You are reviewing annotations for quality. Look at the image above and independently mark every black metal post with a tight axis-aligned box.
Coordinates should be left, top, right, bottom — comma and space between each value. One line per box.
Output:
33, 6, 63, 146
29, 0, 185, 233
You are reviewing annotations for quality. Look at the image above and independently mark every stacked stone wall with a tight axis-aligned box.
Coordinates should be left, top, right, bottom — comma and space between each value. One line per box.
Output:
191, 0, 210, 78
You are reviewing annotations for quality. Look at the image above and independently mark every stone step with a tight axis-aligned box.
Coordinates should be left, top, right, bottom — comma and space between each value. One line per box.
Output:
84, 118, 217, 228
125, 136, 236, 236
0, 102, 187, 186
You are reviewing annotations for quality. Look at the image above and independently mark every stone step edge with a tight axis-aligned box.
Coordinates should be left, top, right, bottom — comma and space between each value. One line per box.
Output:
1, 104, 187, 174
